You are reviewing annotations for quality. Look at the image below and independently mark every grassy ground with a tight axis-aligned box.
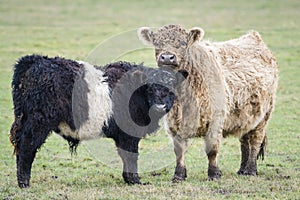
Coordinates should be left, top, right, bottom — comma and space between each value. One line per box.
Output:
1, 0, 300, 199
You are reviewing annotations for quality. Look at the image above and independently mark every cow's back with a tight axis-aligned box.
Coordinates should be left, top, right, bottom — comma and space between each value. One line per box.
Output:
214, 31, 277, 70
211, 31, 278, 137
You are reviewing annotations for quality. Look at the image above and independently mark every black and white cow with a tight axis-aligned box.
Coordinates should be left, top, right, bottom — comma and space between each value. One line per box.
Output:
10, 54, 188, 188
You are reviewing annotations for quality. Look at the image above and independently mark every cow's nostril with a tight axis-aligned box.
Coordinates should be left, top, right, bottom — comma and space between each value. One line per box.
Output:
170, 55, 175, 61
159, 54, 177, 65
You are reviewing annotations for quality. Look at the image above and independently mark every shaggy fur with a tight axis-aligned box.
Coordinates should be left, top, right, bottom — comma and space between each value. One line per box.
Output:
58, 61, 113, 140
10, 54, 187, 188
138, 24, 278, 182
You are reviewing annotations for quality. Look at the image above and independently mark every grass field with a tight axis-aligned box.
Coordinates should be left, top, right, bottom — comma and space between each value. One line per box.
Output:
1, 0, 300, 199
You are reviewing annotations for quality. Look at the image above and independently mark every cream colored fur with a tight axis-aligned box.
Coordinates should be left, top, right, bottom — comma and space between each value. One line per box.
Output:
58, 61, 113, 140
137, 27, 154, 46
139, 25, 278, 178
169, 30, 278, 150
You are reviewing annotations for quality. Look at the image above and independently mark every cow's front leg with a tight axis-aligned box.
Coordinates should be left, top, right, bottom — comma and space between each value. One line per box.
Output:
172, 136, 189, 183
117, 134, 142, 184
118, 148, 141, 184
205, 132, 222, 180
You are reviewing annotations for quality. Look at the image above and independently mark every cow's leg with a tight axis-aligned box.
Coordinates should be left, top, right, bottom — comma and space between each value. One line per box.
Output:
116, 134, 142, 184
16, 136, 37, 188
238, 121, 267, 176
237, 133, 250, 175
12, 114, 52, 188
205, 132, 222, 180
172, 136, 189, 183
15, 127, 50, 188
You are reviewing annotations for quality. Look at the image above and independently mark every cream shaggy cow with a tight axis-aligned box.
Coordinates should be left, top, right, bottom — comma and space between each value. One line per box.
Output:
138, 24, 278, 182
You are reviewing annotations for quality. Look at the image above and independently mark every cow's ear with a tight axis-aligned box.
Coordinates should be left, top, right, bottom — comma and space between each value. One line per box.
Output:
132, 69, 147, 84
137, 27, 155, 46
188, 27, 205, 45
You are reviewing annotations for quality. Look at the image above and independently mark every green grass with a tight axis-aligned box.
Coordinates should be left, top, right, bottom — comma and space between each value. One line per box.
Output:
1, 0, 300, 199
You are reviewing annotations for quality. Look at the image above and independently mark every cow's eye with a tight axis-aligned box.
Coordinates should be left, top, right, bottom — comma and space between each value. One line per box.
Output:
180, 41, 187, 46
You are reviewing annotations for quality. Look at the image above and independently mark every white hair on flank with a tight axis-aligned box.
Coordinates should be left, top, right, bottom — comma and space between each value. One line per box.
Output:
59, 61, 113, 140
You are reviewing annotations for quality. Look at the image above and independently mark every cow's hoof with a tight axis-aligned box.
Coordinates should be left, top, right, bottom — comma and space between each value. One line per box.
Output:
18, 181, 30, 188
172, 174, 186, 183
237, 168, 257, 176
172, 165, 187, 183
123, 172, 142, 185
208, 166, 222, 180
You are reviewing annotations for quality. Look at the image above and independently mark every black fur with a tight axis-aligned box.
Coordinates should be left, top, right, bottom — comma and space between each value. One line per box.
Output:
11, 55, 82, 150
10, 55, 82, 187
10, 55, 188, 188
102, 62, 187, 184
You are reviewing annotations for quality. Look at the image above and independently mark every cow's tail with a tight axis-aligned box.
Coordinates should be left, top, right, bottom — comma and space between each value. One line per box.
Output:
10, 114, 23, 154
257, 135, 267, 160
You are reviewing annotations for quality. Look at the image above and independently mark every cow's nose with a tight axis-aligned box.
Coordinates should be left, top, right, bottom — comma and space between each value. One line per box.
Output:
152, 104, 166, 113
159, 54, 177, 65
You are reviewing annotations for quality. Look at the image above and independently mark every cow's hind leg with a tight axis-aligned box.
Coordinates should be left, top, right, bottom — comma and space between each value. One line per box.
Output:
237, 119, 267, 176
16, 133, 37, 188
172, 136, 189, 183
12, 119, 51, 188
237, 133, 250, 175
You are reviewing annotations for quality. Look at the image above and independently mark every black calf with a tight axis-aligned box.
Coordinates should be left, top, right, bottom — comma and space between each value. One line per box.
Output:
10, 55, 188, 187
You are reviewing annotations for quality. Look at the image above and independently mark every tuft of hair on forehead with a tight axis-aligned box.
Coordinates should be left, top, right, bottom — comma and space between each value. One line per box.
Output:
147, 68, 176, 86
153, 24, 189, 47
157, 24, 188, 35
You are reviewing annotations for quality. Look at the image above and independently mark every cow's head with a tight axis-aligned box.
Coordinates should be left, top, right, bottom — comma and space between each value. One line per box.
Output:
105, 62, 188, 137
144, 68, 188, 114
138, 24, 205, 69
